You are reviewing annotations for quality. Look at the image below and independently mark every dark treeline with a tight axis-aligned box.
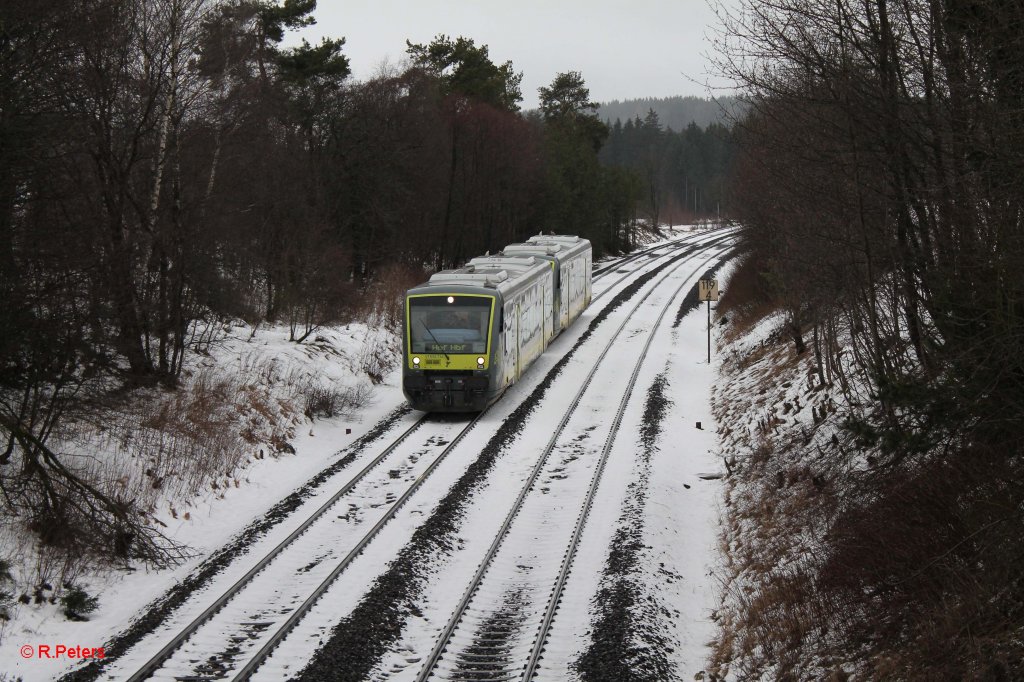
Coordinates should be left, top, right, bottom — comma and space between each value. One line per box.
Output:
600, 111, 734, 226
0, 0, 656, 566
718, 0, 1024, 677
597, 94, 741, 131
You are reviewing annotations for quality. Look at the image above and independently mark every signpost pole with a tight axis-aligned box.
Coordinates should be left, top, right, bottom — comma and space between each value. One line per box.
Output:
698, 278, 719, 365
707, 299, 711, 364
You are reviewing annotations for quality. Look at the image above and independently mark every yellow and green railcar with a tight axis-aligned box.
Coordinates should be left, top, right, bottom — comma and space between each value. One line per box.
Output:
402, 235, 592, 412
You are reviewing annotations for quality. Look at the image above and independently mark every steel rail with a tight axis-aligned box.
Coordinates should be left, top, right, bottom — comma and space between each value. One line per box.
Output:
123, 413, 433, 681
522, 245, 734, 681
591, 229, 738, 305
226, 235, 712, 680
229, 408, 489, 680
121, 409, 454, 675
416, 240, 735, 681
591, 224, 736, 278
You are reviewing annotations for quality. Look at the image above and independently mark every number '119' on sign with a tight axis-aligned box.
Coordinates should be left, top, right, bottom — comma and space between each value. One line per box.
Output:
699, 279, 719, 301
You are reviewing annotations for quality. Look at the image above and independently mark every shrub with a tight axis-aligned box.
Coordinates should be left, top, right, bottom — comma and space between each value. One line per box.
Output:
302, 382, 369, 421
716, 249, 775, 341
60, 584, 98, 621
358, 331, 398, 385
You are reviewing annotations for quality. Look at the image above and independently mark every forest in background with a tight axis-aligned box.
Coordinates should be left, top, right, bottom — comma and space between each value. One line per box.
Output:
0, 0, 734, 574
594, 95, 738, 226
596, 95, 740, 131
601, 112, 734, 226
717, 0, 1024, 677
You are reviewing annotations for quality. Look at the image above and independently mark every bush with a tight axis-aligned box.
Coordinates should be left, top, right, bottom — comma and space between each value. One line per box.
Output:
302, 384, 341, 420
302, 382, 369, 421
358, 331, 398, 385
60, 585, 98, 621
716, 249, 775, 339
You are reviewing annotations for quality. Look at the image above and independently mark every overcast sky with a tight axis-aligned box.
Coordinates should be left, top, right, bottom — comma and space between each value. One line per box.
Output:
289, 0, 735, 110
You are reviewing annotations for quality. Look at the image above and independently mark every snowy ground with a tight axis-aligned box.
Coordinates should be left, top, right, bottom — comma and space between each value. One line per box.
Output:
1, 225, 740, 681
706, 292, 859, 679
0, 323, 407, 680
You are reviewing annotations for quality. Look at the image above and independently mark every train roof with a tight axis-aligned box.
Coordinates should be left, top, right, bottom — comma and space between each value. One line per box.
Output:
527, 233, 587, 245
524, 234, 592, 258
408, 256, 551, 298
466, 255, 541, 270
501, 241, 590, 264
502, 243, 562, 256
428, 267, 508, 286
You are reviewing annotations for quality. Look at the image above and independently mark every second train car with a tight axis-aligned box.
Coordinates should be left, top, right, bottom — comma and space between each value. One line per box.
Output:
402, 234, 592, 411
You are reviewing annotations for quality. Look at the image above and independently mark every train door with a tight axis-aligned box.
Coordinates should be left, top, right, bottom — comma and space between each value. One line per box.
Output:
514, 302, 521, 379
503, 300, 517, 386
585, 254, 592, 306
559, 269, 569, 330
543, 277, 553, 345
571, 255, 585, 319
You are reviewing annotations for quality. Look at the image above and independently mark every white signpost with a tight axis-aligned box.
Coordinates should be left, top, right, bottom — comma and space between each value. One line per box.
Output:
699, 279, 719, 363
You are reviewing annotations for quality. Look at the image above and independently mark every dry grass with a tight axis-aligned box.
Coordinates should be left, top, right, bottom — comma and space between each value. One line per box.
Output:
709, 291, 852, 679
50, 346, 374, 531
709, 275, 1024, 680
69, 365, 295, 513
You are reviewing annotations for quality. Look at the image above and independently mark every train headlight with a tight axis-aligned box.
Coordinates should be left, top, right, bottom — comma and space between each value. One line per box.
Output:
447, 296, 455, 303
413, 356, 420, 366
477, 357, 485, 366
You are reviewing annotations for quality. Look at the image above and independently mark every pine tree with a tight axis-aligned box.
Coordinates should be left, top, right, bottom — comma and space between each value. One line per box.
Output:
406, 35, 522, 112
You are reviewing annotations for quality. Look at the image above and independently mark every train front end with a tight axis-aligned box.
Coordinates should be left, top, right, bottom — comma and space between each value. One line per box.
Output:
402, 287, 500, 412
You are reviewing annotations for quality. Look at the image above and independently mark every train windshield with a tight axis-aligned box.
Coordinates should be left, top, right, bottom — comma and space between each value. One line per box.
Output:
408, 295, 493, 354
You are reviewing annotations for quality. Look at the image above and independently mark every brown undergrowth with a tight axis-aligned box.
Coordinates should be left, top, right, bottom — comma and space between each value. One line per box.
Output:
710, 307, 871, 680
708, 294, 1024, 680
0, 256, 421, 613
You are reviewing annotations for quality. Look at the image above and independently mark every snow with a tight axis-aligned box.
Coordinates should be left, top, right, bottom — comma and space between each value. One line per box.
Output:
1, 224, 741, 681
1, 323, 410, 681
541, 253, 739, 680
705, 282, 869, 679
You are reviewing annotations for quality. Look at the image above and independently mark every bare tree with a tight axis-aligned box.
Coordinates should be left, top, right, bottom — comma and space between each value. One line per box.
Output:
713, 0, 1024, 676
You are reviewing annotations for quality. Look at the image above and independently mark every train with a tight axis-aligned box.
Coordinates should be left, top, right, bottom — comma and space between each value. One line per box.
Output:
402, 234, 593, 411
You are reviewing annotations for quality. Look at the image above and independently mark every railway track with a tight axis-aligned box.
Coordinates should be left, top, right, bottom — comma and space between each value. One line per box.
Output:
102, 413, 484, 681
414, 245, 733, 681
591, 224, 737, 285
82, 228, 729, 682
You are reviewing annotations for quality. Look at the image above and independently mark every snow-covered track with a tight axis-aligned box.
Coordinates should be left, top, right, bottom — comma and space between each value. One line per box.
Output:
112, 412, 485, 682
591, 224, 737, 281
226, 412, 488, 681
590, 227, 738, 303
415, 242, 734, 681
